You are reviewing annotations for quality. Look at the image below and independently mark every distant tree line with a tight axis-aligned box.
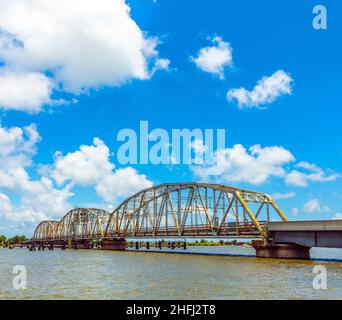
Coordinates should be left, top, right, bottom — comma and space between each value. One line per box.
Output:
0, 235, 29, 245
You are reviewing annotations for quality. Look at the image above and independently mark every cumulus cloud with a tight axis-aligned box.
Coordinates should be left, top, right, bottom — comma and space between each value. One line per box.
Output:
52, 138, 114, 186
0, 123, 153, 233
285, 161, 339, 187
150, 58, 171, 76
0, 123, 41, 188
0, 123, 73, 227
191, 143, 339, 188
291, 207, 299, 216
190, 139, 208, 155
0, 193, 46, 223
303, 199, 331, 213
192, 36, 233, 79
0, 69, 53, 113
191, 144, 295, 185
51, 138, 152, 203
189, 139, 209, 164
332, 213, 342, 220
0, 185, 72, 224
0, 0, 169, 112
95, 167, 152, 203
227, 70, 293, 109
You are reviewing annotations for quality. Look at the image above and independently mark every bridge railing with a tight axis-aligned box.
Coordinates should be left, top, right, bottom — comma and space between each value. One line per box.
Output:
105, 221, 267, 238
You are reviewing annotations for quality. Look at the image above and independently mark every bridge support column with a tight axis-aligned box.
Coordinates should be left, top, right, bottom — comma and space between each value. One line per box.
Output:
101, 238, 126, 251
61, 241, 66, 250
73, 240, 78, 250
252, 240, 311, 260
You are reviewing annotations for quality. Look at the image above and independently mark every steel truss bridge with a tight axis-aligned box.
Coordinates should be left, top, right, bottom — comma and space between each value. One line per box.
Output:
30, 183, 342, 260
32, 183, 287, 242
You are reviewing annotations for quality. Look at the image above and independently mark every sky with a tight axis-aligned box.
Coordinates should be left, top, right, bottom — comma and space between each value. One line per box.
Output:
0, 0, 341, 236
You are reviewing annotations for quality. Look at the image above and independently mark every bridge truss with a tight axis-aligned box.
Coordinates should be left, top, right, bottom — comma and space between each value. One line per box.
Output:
33, 208, 110, 241
32, 220, 59, 241
105, 183, 287, 239
32, 183, 288, 242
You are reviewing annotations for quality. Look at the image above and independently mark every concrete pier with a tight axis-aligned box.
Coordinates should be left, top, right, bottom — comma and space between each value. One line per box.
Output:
252, 240, 310, 260
101, 238, 126, 251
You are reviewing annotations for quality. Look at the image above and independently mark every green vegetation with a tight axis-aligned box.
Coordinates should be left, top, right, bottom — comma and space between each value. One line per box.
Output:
1, 235, 29, 246
0, 234, 6, 245
187, 239, 250, 246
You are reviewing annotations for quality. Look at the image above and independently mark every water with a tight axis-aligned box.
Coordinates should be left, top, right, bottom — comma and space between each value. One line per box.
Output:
1, 246, 342, 299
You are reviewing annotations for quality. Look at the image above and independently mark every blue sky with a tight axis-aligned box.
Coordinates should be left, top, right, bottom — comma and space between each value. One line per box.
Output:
0, 0, 341, 235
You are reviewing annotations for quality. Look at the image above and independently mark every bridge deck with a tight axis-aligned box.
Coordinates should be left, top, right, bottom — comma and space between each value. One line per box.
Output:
269, 220, 342, 231
268, 220, 342, 248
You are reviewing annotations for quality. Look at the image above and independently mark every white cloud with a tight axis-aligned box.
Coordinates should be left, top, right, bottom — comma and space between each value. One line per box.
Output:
52, 138, 114, 186
285, 161, 339, 187
189, 139, 208, 164
227, 70, 293, 109
0, 123, 153, 233
273, 192, 296, 200
20, 178, 73, 220
0, 69, 53, 113
303, 199, 331, 213
0, 193, 46, 223
95, 167, 152, 203
0, 123, 73, 227
0, 123, 39, 158
151, 58, 171, 76
0, 123, 41, 189
291, 207, 299, 216
0, 184, 73, 224
191, 143, 339, 188
0, 0, 169, 112
192, 36, 233, 79
51, 138, 152, 203
192, 144, 295, 185
191, 139, 208, 155
332, 213, 342, 220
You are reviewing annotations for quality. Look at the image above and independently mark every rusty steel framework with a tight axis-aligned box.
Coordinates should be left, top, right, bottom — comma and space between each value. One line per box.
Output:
56, 208, 110, 240
105, 183, 288, 239
33, 208, 110, 241
32, 220, 59, 241
32, 183, 288, 242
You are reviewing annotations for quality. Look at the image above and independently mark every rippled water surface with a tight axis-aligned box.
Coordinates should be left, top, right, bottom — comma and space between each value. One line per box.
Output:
1, 246, 342, 299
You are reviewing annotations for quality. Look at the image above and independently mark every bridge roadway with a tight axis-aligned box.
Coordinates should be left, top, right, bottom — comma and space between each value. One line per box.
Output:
251, 220, 342, 259
28, 183, 342, 260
